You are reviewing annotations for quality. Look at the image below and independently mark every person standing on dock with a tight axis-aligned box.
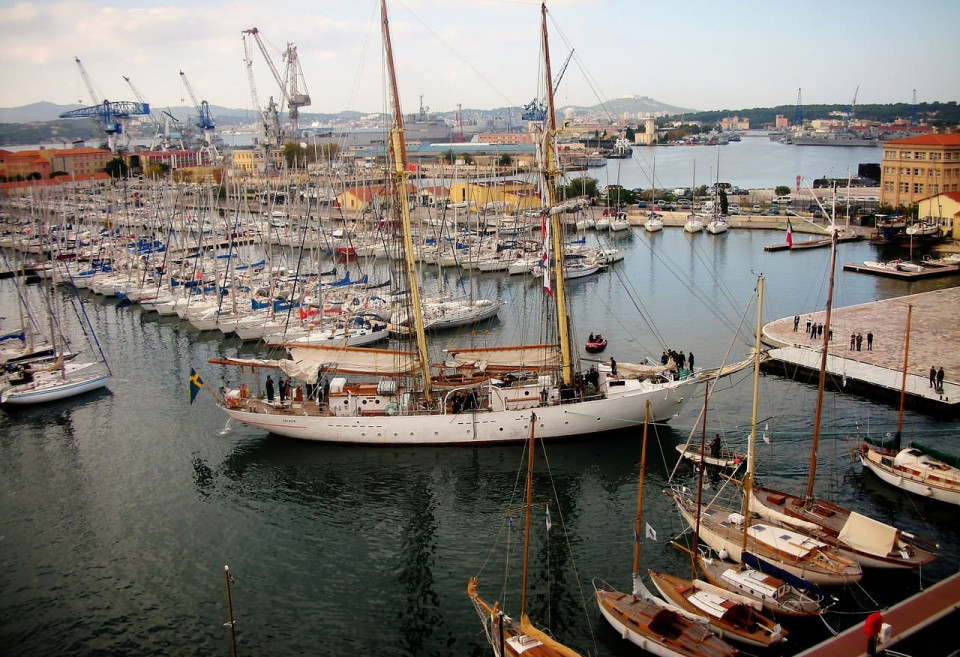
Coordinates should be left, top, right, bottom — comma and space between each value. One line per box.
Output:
930, 365, 937, 388
867, 331, 874, 350
937, 366, 945, 391
850, 332, 856, 350
806, 315, 812, 334
856, 332, 863, 351
793, 314, 800, 331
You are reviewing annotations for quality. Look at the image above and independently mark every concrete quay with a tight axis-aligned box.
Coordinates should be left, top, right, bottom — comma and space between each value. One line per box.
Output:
761, 287, 960, 412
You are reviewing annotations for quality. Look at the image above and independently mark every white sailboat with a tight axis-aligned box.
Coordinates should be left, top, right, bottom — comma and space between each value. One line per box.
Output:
208, 0, 730, 445
1, 270, 111, 406
859, 304, 960, 506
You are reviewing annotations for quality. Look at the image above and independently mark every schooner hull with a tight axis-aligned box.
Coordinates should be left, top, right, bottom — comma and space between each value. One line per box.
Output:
221, 381, 691, 445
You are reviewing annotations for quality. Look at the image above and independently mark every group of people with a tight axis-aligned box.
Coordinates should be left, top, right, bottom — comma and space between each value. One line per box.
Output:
799, 315, 834, 342
929, 366, 946, 392
849, 331, 874, 351
263, 374, 319, 404
660, 349, 694, 371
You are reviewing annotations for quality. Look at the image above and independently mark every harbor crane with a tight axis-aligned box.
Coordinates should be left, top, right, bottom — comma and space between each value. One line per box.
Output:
241, 27, 311, 140
241, 31, 281, 171
179, 69, 219, 160
60, 57, 149, 152
123, 75, 180, 151
522, 48, 573, 122
794, 87, 803, 127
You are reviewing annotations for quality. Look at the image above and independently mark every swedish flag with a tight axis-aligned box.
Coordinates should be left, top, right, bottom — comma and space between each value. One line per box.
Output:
189, 368, 204, 404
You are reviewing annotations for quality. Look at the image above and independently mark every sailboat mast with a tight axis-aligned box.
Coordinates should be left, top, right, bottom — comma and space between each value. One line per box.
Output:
540, 2, 573, 385
740, 275, 764, 559
381, 0, 433, 402
632, 401, 651, 578
520, 412, 537, 618
895, 304, 912, 449
806, 230, 839, 500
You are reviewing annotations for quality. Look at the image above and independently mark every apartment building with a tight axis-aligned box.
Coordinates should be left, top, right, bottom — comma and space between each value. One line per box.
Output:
880, 134, 960, 208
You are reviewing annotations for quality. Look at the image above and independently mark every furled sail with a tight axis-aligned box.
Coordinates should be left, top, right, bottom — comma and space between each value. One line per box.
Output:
444, 344, 560, 372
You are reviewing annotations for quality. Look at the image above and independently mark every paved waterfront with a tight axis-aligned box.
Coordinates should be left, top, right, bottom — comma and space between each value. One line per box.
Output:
763, 286, 960, 397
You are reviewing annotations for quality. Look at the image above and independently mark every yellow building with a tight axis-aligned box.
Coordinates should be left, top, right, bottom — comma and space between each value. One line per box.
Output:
447, 180, 539, 211
42, 147, 113, 177
231, 149, 265, 174
880, 134, 960, 208
918, 191, 960, 240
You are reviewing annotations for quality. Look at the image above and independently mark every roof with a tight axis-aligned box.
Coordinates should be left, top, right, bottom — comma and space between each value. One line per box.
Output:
341, 184, 416, 201
884, 133, 960, 147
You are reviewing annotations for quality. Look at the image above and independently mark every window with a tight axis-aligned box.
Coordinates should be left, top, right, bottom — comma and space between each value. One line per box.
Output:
916, 152, 926, 160
900, 182, 909, 193
903, 151, 912, 159
914, 183, 924, 194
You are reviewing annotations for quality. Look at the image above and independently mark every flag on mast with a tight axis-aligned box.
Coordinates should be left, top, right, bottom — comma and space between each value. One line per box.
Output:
189, 367, 204, 404
541, 212, 553, 296
785, 217, 793, 248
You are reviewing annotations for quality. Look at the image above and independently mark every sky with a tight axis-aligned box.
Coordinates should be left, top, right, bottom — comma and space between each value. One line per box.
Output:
1, 0, 958, 117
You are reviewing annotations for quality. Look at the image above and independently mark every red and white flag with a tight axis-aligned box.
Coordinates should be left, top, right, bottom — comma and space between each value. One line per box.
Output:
541, 212, 553, 296
785, 217, 793, 248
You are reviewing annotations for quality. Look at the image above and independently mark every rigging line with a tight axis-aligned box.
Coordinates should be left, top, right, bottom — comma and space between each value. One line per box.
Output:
536, 435, 601, 656
392, 0, 521, 109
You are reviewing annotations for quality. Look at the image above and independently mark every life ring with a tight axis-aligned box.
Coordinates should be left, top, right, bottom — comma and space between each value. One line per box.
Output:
384, 403, 399, 416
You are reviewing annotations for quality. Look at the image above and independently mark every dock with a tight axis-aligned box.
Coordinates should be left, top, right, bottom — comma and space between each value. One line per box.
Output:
762, 287, 960, 412
843, 260, 960, 279
764, 232, 862, 252
794, 571, 960, 657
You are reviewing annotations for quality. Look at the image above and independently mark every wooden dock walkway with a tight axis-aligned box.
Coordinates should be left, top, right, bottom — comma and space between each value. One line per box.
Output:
762, 287, 960, 412
843, 261, 960, 280
794, 571, 960, 657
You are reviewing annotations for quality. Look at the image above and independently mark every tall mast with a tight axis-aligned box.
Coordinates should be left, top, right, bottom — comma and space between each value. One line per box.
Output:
381, 0, 433, 402
632, 401, 651, 579
740, 275, 764, 560
895, 305, 912, 450
539, 2, 573, 385
806, 230, 839, 500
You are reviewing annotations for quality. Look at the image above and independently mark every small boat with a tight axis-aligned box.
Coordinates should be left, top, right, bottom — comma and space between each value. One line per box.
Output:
585, 335, 607, 353
675, 443, 744, 469
705, 217, 729, 235
644, 213, 664, 232
647, 570, 787, 648
860, 444, 960, 506
683, 213, 705, 233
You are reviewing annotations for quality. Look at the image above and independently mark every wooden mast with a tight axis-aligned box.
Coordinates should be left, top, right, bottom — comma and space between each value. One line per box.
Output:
381, 0, 433, 402
740, 274, 764, 560
895, 304, 912, 450
631, 401, 651, 582
806, 230, 839, 500
520, 412, 537, 618
539, 2, 573, 385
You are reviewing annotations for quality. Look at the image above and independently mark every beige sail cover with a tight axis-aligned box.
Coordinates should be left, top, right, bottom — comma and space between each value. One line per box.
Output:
444, 344, 560, 371
837, 511, 898, 557
210, 356, 322, 384
286, 345, 416, 377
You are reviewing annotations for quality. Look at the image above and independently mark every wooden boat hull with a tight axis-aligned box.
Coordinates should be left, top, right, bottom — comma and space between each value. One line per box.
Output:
647, 570, 785, 648
595, 588, 737, 657
860, 448, 960, 506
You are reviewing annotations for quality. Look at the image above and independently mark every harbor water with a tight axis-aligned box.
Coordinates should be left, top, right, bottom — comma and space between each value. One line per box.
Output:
1, 227, 958, 656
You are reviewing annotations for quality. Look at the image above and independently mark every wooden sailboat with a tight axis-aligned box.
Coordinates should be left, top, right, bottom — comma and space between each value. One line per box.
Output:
649, 278, 787, 648
208, 0, 736, 444
749, 233, 940, 565
467, 414, 584, 657
693, 275, 824, 618
859, 304, 960, 506
594, 401, 738, 657
669, 272, 863, 586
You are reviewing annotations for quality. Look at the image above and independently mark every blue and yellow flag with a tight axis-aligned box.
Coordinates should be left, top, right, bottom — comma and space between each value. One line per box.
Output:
189, 368, 204, 404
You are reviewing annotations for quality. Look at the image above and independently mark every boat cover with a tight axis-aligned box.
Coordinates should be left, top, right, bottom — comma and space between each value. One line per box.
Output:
837, 511, 898, 557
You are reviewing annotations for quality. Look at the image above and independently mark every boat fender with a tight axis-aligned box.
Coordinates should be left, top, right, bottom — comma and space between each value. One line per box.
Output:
719, 548, 729, 560
384, 403, 398, 416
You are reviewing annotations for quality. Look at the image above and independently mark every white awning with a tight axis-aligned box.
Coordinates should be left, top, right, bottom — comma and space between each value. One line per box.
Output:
837, 511, 898, 558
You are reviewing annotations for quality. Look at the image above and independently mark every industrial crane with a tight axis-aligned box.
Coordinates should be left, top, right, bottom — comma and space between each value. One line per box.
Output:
241, 27, 311, 139
179, 69, 219, 160
60, 57, 149, 152
521, 48, 573, 122
123, 75, 178, 151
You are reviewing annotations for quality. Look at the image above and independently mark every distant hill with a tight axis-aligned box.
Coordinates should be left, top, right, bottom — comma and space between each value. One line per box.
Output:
0, 96, 689, 125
